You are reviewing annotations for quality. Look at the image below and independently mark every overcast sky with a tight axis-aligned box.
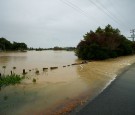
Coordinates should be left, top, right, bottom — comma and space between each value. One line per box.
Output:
0, 0, 135, 48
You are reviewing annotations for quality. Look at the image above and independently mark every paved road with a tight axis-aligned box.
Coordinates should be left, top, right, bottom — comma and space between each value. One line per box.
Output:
76, 64, 135, 115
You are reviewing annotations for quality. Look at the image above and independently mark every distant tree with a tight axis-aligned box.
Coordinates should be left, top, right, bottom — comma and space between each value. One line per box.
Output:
0, 37, 12, 50
29, 47, 34, 50
12, 42, 27, 50
0, 37, 27, 51
35, 47, 43, 51
76, 25, 133, 60
53, 46, 63, 50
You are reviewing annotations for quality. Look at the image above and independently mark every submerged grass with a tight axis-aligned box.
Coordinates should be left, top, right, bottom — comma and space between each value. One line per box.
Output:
0, 74, 23, 87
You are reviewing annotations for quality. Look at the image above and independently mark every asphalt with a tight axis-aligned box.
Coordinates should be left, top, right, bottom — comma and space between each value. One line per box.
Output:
76, 63, 135, 115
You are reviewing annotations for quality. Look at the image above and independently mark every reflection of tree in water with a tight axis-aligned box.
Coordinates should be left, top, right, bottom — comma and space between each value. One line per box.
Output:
0, 56, 12, 64
0, 55, 27, 74
12, 56, 27, 62
0, 56, 27, 65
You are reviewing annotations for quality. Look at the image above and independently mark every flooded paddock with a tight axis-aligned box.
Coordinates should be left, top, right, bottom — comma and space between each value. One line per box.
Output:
0, 51, 135, 114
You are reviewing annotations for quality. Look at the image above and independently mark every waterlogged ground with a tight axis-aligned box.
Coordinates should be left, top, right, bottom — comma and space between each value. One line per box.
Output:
0, 51, 135, 114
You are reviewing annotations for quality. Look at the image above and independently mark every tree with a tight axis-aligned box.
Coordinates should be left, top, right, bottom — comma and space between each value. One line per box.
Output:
12, 42, 27, 50
0, 37, 27, 51
53, 46, 63, 50
0, 37, 12, 50
76, 25, 133, 60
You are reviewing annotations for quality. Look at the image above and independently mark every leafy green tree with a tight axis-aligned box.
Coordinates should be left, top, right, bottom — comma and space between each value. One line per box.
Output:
53, 46, 63, 50
0, 37, 12, 50
76, 25, 133, 60
12, 42, 27, 50
0, 37, 27, 51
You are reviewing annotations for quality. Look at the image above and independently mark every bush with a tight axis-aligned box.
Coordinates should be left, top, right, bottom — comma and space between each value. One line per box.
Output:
0, 74, 23, 87
76, 25, 134, 60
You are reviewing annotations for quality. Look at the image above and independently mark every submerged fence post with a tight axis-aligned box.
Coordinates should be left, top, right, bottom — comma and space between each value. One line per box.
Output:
11, 71, 12, 75
23, 69, 25, 74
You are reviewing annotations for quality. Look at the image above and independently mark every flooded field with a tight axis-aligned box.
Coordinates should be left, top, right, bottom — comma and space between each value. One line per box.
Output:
0, 51, 135, 114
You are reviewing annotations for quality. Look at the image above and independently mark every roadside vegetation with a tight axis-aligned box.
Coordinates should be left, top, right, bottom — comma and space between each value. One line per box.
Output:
0, 74, 23, 88
76, 25, 135, 60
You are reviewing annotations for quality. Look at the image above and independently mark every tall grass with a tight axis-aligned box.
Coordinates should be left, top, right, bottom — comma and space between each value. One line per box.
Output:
0, 74, 23, 87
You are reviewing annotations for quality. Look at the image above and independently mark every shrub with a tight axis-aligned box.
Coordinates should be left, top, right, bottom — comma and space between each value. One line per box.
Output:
76, 25, 133, 60
0, 74, 23, 87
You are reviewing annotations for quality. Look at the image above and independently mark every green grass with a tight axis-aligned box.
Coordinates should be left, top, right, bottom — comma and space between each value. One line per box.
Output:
0, 74, 23, 87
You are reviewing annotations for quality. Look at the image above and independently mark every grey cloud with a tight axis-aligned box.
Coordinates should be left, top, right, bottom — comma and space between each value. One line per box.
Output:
0, 0, 135, 47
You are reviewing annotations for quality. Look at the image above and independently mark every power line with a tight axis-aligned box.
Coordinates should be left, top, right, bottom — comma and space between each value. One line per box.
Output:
60, 0, 89, 18
59, 0, 103, 26
95, 0, 129, 29
60, 0, 130, 34
88, 0, 118, 24
107, 0, 134, 30
88, 0, 127, 29
107, 0, 127, 21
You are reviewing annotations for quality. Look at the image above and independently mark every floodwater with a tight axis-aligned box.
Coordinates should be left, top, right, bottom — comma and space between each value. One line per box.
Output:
0, 51, 135, 115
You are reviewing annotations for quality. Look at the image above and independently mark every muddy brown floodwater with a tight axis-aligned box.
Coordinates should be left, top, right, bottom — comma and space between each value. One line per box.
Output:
0, 51, 135, 115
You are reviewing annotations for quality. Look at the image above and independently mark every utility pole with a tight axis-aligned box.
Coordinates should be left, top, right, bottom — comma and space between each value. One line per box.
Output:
130, 29, 135, 42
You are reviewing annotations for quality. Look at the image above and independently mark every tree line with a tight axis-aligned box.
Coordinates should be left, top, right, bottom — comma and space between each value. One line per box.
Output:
0, 37, 27, 51
76, 25, 135, 60
28, 46, 76, 51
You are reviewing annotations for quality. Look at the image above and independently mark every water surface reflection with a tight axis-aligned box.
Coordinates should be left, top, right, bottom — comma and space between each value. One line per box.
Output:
0, 51, 135, 114
0, 51, 89, 114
